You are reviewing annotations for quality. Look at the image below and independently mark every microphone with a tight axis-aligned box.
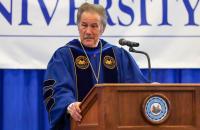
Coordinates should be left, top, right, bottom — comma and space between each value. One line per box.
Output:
119, 39, 139, 47
119, 39, 152, 82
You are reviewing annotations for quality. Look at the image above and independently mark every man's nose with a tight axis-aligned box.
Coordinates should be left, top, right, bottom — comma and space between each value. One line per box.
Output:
85, 27, 92, 34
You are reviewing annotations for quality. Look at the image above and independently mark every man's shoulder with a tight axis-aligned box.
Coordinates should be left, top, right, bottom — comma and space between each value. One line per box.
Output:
101, 39, 121, 50
101, 39, 131, 58
55, 39, 79, 52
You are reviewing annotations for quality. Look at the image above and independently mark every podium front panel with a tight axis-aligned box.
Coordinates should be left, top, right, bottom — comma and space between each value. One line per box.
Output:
71, 84, 200, 130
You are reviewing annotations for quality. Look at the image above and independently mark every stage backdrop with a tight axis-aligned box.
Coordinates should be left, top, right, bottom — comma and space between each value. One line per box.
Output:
0, 0, 200, 69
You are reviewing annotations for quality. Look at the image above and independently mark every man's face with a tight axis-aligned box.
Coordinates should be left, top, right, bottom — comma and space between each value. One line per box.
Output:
78, 11, 104, 48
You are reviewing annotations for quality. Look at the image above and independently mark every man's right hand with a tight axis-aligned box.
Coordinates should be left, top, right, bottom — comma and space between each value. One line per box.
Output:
67, 102, 82, 122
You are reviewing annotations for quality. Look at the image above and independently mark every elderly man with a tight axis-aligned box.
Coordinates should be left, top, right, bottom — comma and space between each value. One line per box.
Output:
43, 2, 148, 130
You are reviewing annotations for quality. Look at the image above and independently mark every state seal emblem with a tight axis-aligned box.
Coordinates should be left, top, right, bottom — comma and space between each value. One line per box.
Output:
103, 56, 116, 69
143, 94, 170, 124
75, 56, 89, 69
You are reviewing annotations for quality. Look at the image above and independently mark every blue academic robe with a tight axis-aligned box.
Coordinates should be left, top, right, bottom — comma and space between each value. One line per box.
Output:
43, 39, 148, 130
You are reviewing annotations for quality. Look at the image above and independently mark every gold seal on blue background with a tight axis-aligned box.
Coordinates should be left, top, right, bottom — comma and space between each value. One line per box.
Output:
103, 56, 116, 69
75, 56, 89, 69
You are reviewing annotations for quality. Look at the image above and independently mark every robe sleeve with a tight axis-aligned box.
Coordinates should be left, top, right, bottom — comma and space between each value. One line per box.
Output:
114, 47, 149, 83
43, 47, 76, 129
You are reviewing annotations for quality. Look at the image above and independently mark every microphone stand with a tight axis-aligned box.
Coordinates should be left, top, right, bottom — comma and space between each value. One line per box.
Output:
129, 47, 152, 82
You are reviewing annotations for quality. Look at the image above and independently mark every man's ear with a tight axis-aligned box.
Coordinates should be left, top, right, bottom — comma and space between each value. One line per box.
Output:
77, 24, 81, 31
100, 26, 105, 34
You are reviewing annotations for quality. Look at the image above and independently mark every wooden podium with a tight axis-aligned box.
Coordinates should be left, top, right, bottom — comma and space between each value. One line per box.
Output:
71, 84, 200, 130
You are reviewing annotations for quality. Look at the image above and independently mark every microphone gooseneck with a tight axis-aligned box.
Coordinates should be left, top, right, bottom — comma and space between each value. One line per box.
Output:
119, 39, 152, 82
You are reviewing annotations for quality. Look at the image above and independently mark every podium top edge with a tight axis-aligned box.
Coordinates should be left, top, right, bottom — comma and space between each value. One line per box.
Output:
94, 83, 200, 87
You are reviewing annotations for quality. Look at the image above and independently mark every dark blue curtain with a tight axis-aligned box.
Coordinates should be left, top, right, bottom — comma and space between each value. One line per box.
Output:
0, 70, 49, 130
0, 69, 200, 130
